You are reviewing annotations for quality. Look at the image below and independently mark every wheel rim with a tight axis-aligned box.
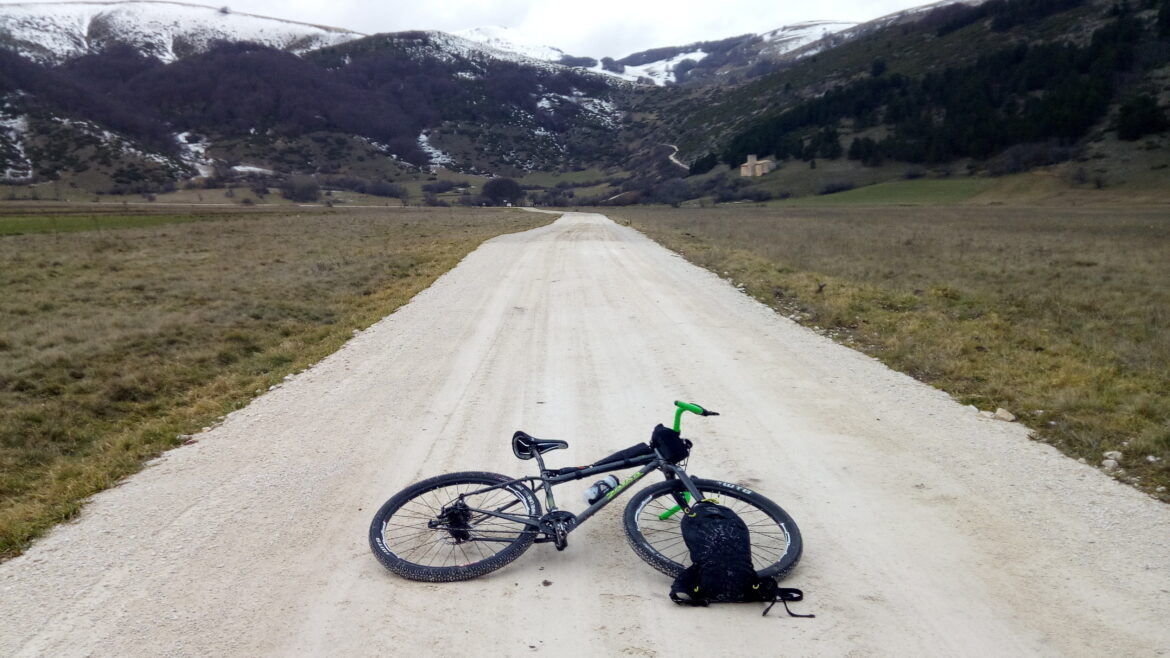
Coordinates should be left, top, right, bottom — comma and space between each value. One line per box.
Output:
632, 486, 795, 573
379, 480, 534, 568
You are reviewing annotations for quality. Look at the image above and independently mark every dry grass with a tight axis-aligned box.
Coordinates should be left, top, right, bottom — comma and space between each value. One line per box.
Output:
0, 205, 549, 558
613, 205, 1170, 500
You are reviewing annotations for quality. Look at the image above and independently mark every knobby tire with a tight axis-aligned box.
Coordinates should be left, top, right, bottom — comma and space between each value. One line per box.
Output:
369, 471, 541, 582
622, 478, 802, 580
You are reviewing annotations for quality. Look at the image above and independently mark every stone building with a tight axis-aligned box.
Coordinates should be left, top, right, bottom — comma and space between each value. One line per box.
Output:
739, 154, 775, 177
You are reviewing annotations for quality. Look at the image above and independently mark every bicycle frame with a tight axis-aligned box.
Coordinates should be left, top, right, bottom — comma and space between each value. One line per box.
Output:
449, 448, 704, 544
437, 401, 720, 548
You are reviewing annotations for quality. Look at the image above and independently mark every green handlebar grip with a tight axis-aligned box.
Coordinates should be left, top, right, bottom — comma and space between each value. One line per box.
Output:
673, 401, 706, 432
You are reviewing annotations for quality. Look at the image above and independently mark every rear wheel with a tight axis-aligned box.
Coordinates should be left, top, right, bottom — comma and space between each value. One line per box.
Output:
623, 478, 802, 579
369, 471, 541, 582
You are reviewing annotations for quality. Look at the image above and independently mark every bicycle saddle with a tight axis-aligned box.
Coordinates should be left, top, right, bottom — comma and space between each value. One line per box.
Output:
512, 431, 569, 460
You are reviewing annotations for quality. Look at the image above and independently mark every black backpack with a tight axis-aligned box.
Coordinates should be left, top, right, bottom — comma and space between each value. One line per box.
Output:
670, 501, 813, 617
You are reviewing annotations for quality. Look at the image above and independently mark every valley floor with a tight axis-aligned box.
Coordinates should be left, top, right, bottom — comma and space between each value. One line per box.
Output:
1, 213, 1167, 656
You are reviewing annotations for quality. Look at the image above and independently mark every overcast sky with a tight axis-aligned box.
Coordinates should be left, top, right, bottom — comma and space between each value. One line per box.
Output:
1, 0, 940, 58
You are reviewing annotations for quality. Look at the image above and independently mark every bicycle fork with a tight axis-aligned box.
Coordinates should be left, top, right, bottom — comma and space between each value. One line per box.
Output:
657, 463, 705, 519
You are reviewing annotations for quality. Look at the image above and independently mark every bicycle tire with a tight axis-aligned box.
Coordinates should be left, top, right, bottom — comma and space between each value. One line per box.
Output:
369, 471, 541, 582
623, 478, 802, 579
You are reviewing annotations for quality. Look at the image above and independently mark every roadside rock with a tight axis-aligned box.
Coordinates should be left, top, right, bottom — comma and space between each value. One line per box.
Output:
1102, 459, 1119, 471
994, 408, 1016, 422
1104, 451, 1123, 462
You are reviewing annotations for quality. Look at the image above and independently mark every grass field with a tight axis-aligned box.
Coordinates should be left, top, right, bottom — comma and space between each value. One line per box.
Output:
778, 178, 997, 206
0, 204, 258, 235
613, 205, 1170, 500
0, 205, 549, 559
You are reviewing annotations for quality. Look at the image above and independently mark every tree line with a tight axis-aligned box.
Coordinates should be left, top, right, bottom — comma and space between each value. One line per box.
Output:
720, 10, 1159, 169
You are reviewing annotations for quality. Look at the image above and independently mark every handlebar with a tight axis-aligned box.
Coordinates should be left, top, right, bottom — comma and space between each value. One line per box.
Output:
672, 400, 719, 432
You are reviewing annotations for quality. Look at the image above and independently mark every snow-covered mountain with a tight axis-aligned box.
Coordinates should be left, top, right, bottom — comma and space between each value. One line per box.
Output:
435, 20, 871, 86
613, 21, 859, 86
759, 20, 857, 56
0, 1, 363, 63
0, 0, 985, 86
454, 26, 566, 62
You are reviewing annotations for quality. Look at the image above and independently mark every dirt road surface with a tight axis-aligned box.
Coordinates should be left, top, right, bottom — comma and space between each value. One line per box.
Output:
3, 213, 1168, 657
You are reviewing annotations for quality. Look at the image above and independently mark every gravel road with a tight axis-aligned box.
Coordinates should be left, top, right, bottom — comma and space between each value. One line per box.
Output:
3, 212, 1168, 657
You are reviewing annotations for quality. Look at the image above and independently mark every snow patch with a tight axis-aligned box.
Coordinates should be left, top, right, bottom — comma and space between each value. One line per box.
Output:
55, 117, 187, 173
761, 21, 857, 53
417, 131, 453, 170
596, 50, 708, 86
231, 165, 275, 175
536, 92, 620, 129
0, 114, 33, 182
176, 131, 215, 177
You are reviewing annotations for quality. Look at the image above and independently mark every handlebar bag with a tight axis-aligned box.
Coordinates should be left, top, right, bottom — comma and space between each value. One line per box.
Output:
650, 424, 690, 463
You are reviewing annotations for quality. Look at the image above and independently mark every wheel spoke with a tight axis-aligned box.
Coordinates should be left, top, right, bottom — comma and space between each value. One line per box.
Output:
371, 475, 540, 574
626, 480, 801, 579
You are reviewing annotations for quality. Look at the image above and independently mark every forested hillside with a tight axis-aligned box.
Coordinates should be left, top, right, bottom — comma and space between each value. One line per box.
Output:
720, 9, 1147, 167
0, 31, 625, 193
642, 0, 1170, 200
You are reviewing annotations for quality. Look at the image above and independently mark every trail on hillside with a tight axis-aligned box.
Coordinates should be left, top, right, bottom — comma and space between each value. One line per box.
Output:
2, 213, 1168, 657
662, 143, 690, 171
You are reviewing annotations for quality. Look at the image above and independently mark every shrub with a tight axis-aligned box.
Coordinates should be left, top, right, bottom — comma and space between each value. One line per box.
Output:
818, 181, 855, 195
689, 153, 720, 176
559, 55, 599, 68
1117, 95, 1169, 141
421, 180, 468, 194
987, 142, 1076, 176
482, 177, 524, 205
651, 178, 691, 207
280, 176, 320, 202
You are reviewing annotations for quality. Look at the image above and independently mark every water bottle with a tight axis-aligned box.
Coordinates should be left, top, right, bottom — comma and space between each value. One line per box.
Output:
584, 475, 620, 504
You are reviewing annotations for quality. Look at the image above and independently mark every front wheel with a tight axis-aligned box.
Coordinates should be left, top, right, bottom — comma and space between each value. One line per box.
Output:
623, 478, 802, 579
369, 471, 541, 582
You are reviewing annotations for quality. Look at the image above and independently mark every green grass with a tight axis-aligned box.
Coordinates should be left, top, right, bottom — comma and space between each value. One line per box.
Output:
0, 208, 240, 235
516, 168, 611, 187
0, 205, 550, 559
614, 205, 1170, 500
779, 177, 997, 206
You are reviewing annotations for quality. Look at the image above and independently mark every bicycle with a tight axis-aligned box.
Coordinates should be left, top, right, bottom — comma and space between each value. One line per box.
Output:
368, 401, 803, 583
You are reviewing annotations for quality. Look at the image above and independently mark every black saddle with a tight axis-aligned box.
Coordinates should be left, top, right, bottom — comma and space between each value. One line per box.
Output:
512, 431, 568, 460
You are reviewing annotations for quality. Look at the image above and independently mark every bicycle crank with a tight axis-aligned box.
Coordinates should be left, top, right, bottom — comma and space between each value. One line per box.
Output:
539, 511, 577, 551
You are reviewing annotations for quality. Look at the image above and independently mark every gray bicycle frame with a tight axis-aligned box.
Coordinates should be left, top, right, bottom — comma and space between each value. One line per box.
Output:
456, 446, 705, 539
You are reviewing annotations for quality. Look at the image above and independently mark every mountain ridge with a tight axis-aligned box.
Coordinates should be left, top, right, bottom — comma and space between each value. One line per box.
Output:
0, 0, 364, 63
2, 0, 1167, 204
0, 0, 949, 84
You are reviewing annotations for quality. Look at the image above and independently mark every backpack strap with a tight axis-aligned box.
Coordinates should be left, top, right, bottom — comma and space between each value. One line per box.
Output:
669, 587, 710, 607
762, 587, 815, 618
670, 565, 709, 607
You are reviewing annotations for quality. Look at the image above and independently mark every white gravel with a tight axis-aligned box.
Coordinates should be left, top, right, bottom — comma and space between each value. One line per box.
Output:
2, 212, 1168, 656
